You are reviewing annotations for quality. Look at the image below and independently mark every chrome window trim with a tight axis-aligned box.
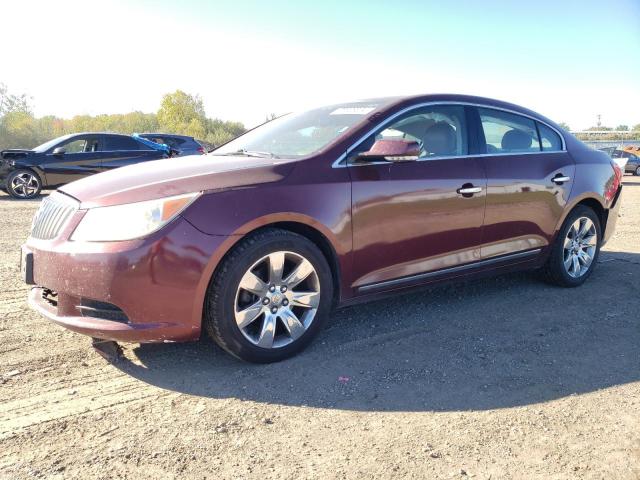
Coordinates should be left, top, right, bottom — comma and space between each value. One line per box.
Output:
332, 101, 566, 168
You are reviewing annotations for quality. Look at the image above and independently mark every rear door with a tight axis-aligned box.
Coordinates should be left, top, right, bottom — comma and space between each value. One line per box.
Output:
42, 135, 104, 186
349, 104, 487, 292
100, 135, 164, 171
473, 107, 575, 259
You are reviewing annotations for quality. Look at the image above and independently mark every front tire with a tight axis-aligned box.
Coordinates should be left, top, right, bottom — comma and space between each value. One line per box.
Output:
635, 166, 640, 176
204, 229, 333, 363
7, 169, 42, 199
541, 205, 601, 287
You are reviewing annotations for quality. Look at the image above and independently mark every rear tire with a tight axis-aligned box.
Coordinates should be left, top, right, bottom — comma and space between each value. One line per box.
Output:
204, 228, 333, 363
7, 169, 42, 199
635, 166, 640, 176
541, 205, 601, 287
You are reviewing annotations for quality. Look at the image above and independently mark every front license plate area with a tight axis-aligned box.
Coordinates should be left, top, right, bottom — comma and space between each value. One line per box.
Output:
20, 245, 35, 285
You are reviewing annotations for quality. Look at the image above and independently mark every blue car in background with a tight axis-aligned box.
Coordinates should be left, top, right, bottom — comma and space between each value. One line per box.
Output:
138, 133, 209, 156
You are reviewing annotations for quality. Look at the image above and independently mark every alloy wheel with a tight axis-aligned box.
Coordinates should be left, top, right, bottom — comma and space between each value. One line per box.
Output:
11, 172, 40, 198
563, 216, 597, 278
234, 251, 320, 349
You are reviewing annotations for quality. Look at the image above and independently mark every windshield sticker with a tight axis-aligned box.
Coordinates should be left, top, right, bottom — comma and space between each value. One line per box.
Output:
330, 107, 376, 116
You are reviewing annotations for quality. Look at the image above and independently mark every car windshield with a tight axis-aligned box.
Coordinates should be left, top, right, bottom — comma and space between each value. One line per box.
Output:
32, 134, 75, 153
213, 100, 393, 158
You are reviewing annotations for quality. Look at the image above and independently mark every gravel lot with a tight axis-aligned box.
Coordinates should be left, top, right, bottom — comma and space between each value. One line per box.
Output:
1, 177, 639, 479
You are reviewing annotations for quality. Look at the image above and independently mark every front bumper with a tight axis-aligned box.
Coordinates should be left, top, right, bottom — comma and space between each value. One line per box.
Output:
603, 186, 623, 245
0, 161, 13, 189
26, 213, 232, 343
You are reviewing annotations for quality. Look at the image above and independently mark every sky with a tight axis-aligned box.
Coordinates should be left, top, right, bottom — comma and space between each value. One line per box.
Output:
2, 0, 639, 130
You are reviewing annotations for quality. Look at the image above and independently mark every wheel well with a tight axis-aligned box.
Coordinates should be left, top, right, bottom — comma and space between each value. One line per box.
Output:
247, 222, 341, 306
576, 198, 607, 234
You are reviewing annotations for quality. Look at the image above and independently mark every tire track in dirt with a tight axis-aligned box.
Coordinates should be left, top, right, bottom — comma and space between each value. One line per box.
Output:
0, 369, 174, 439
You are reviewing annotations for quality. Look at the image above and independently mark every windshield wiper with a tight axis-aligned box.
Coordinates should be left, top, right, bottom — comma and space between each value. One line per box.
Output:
218, 149, 279, 158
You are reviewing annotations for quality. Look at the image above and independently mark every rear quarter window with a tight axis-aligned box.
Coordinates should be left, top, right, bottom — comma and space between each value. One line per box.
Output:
538, 123, 563, 151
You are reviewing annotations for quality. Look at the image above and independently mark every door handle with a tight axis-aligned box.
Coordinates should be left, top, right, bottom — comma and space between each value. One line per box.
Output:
457, 186, 482, 195
552, 174, 571, 185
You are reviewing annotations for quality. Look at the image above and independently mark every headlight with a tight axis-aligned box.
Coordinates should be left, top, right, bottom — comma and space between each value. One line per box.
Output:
71, 192, 200, 242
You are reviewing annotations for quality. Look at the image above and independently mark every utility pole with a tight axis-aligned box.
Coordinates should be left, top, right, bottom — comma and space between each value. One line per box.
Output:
597, 114, 602, 128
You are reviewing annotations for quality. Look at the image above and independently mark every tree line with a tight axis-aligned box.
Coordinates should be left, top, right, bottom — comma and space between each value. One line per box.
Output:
572, 125, 640, 142
2, 82, 638, 149
558, 121, 640, 141
0, 83, 246, 151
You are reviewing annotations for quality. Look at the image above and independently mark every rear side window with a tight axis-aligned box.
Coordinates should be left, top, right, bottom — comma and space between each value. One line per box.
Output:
479, 108, 540, 153
165, 137, 186, 148
146, 136, 187, 148
538, 123, 563, 151
104, 136, 148, 151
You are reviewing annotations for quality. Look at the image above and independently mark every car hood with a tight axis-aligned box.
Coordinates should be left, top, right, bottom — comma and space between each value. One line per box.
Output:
60, 154, 296, 208
1, 149, 35, 160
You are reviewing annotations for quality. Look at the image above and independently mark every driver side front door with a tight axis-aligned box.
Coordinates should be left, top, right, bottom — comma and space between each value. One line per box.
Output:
43, 135, 104, 186
348, 104, 487, 294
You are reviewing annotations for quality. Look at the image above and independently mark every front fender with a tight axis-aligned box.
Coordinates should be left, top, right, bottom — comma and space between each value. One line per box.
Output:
181, 175, 353, 301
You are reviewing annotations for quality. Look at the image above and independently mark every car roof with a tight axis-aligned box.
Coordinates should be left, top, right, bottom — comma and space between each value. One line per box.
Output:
381, 93, 550, 116
139, 133, 195, 140
324, 93, 563, 131
69, 132, 138, 138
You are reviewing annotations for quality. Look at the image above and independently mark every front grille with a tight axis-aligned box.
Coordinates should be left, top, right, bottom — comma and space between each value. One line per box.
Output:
30, 192, 79, 240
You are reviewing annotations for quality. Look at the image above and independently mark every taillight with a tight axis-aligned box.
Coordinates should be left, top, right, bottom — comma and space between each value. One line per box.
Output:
605, 161, 622, 203
197, 146, 205, 154
612, 161, 622, 188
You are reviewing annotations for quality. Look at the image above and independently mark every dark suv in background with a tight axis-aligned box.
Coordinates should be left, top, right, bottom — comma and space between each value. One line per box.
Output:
138, 133, 207, 156
1, 133, 170, 199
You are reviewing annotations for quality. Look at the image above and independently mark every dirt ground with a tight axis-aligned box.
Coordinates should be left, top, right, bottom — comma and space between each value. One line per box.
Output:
1, 177, 639, 480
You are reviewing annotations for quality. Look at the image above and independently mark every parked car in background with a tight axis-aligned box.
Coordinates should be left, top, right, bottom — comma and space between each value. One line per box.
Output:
599, 146, 627, 171
599, 146, 640, 174
598, 146, 617, 157
618, 146, 640, 175
0, 133, 170, 199
138, 133, 207, 156
22, 94, 623, 362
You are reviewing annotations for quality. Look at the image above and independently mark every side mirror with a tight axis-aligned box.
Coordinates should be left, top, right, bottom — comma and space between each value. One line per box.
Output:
355, 139, 420, 162
52, 147, 66, 155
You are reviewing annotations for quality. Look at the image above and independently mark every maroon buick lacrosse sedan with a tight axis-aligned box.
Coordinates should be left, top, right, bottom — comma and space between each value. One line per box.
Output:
22, 94, 623, 362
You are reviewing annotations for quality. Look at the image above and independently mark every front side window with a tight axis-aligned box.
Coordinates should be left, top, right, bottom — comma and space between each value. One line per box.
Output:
355, 105, 468, 159
479, 108, 540, 153
538, 123, 563, 151
214, 100, 393, 158
60, 137, 100, 153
